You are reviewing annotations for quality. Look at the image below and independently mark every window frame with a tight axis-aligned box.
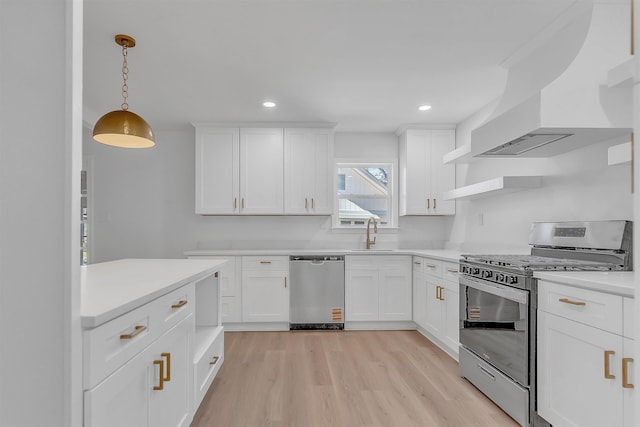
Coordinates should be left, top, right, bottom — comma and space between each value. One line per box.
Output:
332, 159, 398, 229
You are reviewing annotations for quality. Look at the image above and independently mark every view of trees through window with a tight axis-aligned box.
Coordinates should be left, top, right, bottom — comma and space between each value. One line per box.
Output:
336, 164, 391, 226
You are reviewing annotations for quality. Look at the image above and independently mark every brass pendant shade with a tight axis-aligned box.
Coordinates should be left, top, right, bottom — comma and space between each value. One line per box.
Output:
93, 110, 155, 148
93, 34, 155, 149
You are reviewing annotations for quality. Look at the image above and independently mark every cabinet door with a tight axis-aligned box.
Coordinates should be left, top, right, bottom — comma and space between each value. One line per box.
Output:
239, 128, 284, 214
412, 272, 427, 329
441, 280, 459, 355
623, 337, 635, 427
537, 311, 623, 427
148, 316, 194, 427
241, 270, 289, 322
284, 128, 333, 215
424, 279, 444, 337
379, 268, 412, 321
400, 130, 429, 215
84, 346, 151, 427
345, 268, 379, 321
195, 127, 239, 214
429, 130, 455, 215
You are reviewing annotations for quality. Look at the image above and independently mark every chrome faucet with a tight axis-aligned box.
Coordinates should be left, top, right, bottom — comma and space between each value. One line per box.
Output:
366, 217, 378, 249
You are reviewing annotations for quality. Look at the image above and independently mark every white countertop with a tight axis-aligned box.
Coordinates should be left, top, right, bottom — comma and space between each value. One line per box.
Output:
184, 248, 464, 263
534, 271, 636, 298
81, 258, 227, 328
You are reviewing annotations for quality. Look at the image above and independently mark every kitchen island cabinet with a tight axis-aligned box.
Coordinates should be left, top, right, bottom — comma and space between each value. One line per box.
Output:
536, 275, 635, 427
81, 259, 226, 427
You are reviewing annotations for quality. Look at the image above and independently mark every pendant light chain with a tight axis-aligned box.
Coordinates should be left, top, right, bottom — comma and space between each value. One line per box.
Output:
121, 44, 129, 111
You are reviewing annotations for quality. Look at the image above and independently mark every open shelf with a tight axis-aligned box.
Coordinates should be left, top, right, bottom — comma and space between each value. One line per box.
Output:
608, 141, 632, 166
442, 144, 474, 164
443, 176, 542, 200
194, 325, 224, 361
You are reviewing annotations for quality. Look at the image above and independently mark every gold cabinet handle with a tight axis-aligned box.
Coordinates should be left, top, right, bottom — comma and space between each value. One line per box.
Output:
153, 359, 164, 390
435, 285, 441, 300
414, 261, 421, 265
439, 286, 445, 301
427, 198, 430, 209
260, 261, 272, 264
242, 198, 245, 209
120, 325, 146, 340
305, 198, 308, 209
171, 300, 187, 309
604, 350, 616, 379
311, 198, 315, 209
215, 271, 219, 278
284, 277, 287, 288
426, 264, 437, 269
161, 353, 171, 382
623, 358, 634, 388
559, 298, 586, 306
234, 197, 237, 209
447, 269, 459, 273
209, 355, 220, 365
433, 198, 437, 209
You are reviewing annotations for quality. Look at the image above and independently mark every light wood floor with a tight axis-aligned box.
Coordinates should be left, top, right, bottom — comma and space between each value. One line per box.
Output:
191, 330, 519, 427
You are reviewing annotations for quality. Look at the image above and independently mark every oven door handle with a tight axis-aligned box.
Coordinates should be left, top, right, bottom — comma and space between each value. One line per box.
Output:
460, 276, 528, 305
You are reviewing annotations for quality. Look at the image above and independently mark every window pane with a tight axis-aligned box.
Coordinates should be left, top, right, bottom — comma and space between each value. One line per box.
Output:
337, 166, 390, 226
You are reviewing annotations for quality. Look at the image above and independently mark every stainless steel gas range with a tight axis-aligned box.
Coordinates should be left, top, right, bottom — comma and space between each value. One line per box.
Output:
458, 220, 632, 427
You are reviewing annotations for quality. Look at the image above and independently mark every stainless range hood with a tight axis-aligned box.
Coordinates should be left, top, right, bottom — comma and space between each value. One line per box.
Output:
471, 1, 633, 158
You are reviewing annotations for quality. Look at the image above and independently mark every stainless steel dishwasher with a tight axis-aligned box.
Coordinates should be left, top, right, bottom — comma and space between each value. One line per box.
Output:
289, 255, 345, 330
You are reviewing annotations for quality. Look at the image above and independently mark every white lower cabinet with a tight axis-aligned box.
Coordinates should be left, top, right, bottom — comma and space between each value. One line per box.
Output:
85, 315, 194, 427
414, 257, 459, 357
345, 256, 412, 323
537, 280, 635, 427
241, 256, 289, 322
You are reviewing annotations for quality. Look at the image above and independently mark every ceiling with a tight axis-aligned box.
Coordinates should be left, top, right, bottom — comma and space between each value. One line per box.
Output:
83, 0, 579, 133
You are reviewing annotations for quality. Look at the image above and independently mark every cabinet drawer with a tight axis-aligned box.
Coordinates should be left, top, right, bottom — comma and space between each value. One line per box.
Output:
537, 280, 623, 335
442, 261, 460, 282
194, 328, 224, 407
83, 284, 195, 389
412, 257, 425, 274
242, 256, 289, 271
624, 297, 634, 339
347, 255, 409, 271
423, 259, 443, 278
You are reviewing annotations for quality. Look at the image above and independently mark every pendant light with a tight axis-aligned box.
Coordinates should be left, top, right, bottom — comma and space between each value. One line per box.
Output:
93, 34, 155, 148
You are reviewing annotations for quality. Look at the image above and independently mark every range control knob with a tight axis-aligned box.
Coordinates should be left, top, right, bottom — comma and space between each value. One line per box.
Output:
508, 276, 518, 285
482, 270, 493, 279
471, 267, 480, 275
496, 273, 505, 282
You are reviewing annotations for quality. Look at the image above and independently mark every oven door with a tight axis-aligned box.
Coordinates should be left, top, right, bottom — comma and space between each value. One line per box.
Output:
459, 275, 529, 386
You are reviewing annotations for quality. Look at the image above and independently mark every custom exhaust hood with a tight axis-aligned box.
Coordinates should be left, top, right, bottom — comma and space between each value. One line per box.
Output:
471, 1, 633, 158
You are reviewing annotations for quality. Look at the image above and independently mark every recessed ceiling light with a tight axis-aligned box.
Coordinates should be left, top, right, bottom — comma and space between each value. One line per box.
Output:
263, 101, 276, 108
418, 105, 432, 111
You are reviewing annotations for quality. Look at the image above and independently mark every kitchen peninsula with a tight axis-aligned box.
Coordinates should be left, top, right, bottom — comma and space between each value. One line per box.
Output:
81, 258, 227, 427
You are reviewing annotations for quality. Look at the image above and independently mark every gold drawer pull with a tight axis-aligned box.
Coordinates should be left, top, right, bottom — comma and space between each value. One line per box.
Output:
604, 350, 616, 379
414, 261, 421, 265
559, 298, 586, 306
153, 359, 165, 391
260, 261, 272, 264
426, 264, 437, 269
447, 269, 459, 273
171, 300, 187, 309
120, 325, 146, 340
623, 358, 634, 388
161, 353, 171, 381
209, 356, 220, 365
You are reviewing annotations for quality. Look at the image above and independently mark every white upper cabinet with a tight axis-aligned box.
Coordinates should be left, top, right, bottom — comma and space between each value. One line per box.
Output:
284, 128, 334, 215
399, 129, 455, 215
195, 127, 239, 214
195, 126, 284, 215
239, 128, 284, 214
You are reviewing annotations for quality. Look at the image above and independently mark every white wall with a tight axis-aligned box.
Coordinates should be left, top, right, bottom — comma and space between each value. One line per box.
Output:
84, 129, 453, 262
0, 1, 82, 426
448, 106, 634, 252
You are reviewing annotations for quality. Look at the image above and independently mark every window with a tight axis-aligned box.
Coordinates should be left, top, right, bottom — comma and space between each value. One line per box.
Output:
334, 162, 395, 228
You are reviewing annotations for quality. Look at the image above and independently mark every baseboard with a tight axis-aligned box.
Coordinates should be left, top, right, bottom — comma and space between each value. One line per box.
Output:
344, 320, 416, 330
